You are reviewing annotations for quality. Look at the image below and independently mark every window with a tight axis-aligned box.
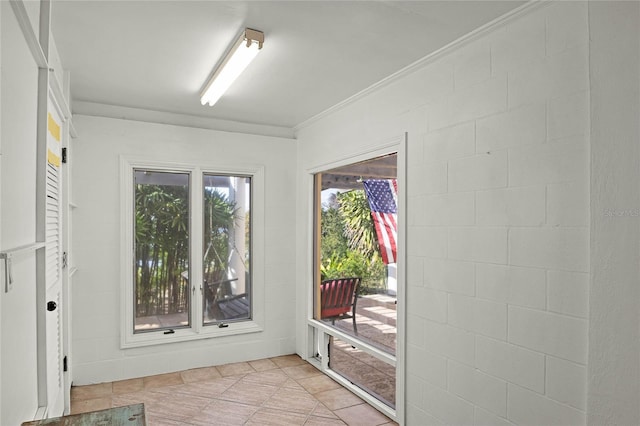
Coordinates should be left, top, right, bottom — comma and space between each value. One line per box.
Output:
121, 159, 263, 347
202, 174, 251, 325
134, 170, 191, 332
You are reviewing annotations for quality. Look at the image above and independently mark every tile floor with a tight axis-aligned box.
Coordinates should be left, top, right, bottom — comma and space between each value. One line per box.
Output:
70, 354, 396, 426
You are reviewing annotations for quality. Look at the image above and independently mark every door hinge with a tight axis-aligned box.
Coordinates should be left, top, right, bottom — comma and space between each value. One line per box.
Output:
62, 147, 68, 164
63, 355, 68, 372
62, 252, 68, 269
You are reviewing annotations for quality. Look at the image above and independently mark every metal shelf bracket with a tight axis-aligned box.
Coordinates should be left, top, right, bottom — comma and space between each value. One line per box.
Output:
1, 242, 46, 292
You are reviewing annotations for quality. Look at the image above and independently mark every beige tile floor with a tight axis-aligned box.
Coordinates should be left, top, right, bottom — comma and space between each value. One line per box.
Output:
70, 355, 397, 426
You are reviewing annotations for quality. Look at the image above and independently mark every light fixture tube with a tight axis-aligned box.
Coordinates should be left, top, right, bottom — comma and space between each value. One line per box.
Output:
200, 28, 264, 107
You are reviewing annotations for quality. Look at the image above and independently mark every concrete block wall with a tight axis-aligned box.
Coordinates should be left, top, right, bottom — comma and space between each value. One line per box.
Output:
297, 2, 590, 424
587, 2, 640, 424
406, 3, 590, 422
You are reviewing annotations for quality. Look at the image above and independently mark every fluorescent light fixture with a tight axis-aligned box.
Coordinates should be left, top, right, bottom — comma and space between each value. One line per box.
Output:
200, 28, 264, 107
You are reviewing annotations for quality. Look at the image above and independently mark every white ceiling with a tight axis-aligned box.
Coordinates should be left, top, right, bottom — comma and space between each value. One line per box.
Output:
51, 1, 525, 130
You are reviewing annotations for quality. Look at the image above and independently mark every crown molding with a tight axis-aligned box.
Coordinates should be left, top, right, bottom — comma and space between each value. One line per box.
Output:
294, 0, 549, 134
72, 101, 296, 140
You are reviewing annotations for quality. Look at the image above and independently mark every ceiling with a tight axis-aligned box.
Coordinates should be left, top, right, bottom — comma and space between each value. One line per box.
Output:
322, 154, 397, 190
51, 1, 524, 131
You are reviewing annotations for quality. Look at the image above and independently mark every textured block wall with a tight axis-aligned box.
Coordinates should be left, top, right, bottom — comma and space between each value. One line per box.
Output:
297, 2, 590, 424
407, 3, 589, 424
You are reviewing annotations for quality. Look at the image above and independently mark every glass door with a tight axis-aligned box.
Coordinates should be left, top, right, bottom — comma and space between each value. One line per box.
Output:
312, 153, 399, 410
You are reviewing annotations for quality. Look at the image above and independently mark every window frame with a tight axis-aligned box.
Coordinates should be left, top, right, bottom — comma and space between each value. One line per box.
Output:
202, 171, 253, 326
120, 157, 265, 349
303, 136, 407, 423
132, 168, 193, 334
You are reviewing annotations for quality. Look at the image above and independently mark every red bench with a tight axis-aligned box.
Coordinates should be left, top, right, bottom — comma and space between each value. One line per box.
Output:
320, 277, 361, 333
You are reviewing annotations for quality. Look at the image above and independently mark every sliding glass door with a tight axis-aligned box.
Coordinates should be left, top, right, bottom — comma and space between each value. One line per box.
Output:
311, 153, 399, 411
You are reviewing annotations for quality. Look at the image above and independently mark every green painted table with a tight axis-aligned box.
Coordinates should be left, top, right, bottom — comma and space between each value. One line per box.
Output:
22, 403, 145, 426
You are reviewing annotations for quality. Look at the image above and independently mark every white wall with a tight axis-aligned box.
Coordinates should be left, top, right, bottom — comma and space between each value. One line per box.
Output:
0, 2, 40, 424
587, 2, 640, 425
1, 2, 4, 421
0, 2, 3, 420
71, 115, 297, 384
297, 2, 592, 424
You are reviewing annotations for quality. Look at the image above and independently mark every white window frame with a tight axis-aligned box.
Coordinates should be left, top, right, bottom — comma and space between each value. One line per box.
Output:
120, 156, 265, 348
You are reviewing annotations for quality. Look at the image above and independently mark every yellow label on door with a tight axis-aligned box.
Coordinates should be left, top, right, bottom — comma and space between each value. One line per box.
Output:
47, 112, 61, 166
48, 113, 61, 142
47, 149, 61, 167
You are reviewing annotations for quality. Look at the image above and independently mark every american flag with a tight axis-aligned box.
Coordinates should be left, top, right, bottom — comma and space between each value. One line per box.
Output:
363, 179, 397, 264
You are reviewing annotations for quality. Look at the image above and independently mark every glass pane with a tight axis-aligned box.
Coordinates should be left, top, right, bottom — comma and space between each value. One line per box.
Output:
330, 336, 396, 408
324, 290, 397, 354
203, 174, 251, 325
314, 154, 398, 356
133, 170, 190, 332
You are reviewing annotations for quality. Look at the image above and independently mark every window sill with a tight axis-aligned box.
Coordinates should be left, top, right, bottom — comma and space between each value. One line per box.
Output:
120, 320, 263, 349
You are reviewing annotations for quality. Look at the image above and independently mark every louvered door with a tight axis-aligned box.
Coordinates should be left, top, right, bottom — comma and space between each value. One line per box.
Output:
44, 97, 64, 417
46, 162, 60, 283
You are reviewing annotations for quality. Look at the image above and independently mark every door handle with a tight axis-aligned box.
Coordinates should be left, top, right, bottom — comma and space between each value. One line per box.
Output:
47, 301, 57, 311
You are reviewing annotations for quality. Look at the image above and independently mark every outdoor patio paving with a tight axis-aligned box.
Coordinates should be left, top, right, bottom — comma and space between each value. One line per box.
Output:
329, 293, 397, 355
137, 293, 398, 356
135, 313, 189, 331
326, 293, 397, 407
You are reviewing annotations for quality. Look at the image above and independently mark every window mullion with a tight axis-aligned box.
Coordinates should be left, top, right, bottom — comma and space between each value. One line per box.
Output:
191, 168, 204, 333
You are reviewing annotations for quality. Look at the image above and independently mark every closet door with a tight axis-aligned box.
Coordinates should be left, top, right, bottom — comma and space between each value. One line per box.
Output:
43, 94, 65, 417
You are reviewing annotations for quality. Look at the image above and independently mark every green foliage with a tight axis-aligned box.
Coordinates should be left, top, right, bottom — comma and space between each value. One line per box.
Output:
320, 206, 348, 261
337, 190, 378, 258
135, 182, 190, 316
135, 181, 239, 318
320, 250, 386, 294
320, 189, 386, 294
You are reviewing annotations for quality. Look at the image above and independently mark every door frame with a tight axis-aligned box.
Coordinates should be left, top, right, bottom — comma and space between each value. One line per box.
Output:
30, 0, 73, 414
304, 134, 407, 423
60, 72, 75, 415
